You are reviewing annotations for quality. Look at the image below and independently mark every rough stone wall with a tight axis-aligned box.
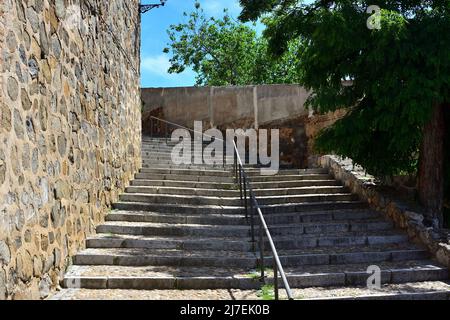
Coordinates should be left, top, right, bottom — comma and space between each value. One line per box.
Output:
305, 109, 348, 166
0, 0, 141, 299
319, 155, 450, 269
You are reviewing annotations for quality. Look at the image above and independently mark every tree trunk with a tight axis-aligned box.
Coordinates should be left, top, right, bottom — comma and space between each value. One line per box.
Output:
418, 103, 446, 227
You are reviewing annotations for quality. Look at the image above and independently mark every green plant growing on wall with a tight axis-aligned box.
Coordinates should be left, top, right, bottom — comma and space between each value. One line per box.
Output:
257, 284, 275, 300
239, 0, 450, 226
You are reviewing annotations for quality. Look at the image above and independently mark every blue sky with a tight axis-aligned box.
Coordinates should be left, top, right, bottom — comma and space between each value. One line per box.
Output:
140, 0, 262, 88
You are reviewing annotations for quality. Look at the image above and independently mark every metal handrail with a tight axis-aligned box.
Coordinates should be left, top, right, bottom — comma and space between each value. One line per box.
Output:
232, 141, 294, 300
148, 116, 294, 300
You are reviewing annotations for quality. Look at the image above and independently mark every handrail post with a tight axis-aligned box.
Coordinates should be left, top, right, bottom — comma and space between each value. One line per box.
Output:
248, 193, 253, 223
238, 165, 243, 201
234, 150, 238, 183
274, 259, 279, 301
250, 197, 255, 245
243, 174, 248, 219
259, 220, 265, 283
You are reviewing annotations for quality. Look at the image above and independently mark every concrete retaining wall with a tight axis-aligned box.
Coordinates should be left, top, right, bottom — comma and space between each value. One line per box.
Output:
142, 85, 311, 129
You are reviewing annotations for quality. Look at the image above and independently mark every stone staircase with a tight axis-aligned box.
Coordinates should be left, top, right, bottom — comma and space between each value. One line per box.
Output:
55, 137, 450, 300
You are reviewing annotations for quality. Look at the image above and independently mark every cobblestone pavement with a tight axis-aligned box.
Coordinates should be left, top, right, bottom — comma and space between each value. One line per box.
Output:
50, 281, 450, 300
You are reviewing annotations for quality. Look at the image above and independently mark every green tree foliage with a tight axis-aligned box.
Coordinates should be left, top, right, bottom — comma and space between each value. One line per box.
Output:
164, 2, 302, 86
239, 0, 450, 178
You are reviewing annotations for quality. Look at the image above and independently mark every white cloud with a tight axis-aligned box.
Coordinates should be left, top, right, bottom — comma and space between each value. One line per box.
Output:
141, 54, 172, 78
201, 0, 241, 17
141, 54, 197, 87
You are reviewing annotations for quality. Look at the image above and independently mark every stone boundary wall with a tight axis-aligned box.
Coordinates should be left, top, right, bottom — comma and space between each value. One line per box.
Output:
141, 85, 311, 130
319, 155, 450, 268
0, 0, 141, 299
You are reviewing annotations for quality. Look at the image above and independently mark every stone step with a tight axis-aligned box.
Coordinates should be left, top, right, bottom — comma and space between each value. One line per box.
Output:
271, 230, 411, 249
137, 167, 329, 178
283, 260, 450, 288
97, 221, 251, 238
96, 220, 394, 238
141, 147, 177, 152
141, 153, 235, 158
86, 230, 411, 251
113, 200, 368, 214
51, 281, 450, 300
274, 247, 429, 267
139, 168, 232, 177
252, 180, 342, 189
105, 209, 381, 226
141, 155, 234, 161
62, 260, 449, 290
124, 186, 348, 198
142, 139, 211, 144
106, 211, 248, 226
249, 174, 333, 182
71, 245, 428, 269
141, 140, 201, 145
141, 152, 235, 158
118, 192, 357, 206
142, 163, 234, 170
130, 179, 341, 189
267, 220, 394, 236
86, 234, 254, 251
134, 172, 334, 183
130, 179, 236, 189
73, 248, 258, 268
303, 283, 450, 300
141, 157, 235, 163
135, 173, 234, 183
140, 148, 181, 152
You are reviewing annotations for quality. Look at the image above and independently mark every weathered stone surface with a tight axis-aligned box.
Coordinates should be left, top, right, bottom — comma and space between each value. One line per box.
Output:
39, 22, 49, 58
28, 58, 39, 79
0, 159, 6, 186
21, 89, 32, 111
39, 275, 51, 299
6, 31, 17, 52
55, 0, 66, 20
0, 241, 11, 265
16, 250, 33, 282
57, 135, 67, 157
27, 7, 40, 33
51, 36, 62, 58
13, 109, 24, 138
31, 148, 39, 174
0, 103, 12, 132
15, 210, 25, 231
33, 255, 43, 277
54, 180, 70, 200
7, 77, 19, 101
16, 62, 24, 82
0, 270, 6, 300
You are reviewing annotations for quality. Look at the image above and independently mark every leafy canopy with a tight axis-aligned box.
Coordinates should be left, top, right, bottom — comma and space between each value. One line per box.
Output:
164, 2, 303, 86
239, 0, 450, 177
